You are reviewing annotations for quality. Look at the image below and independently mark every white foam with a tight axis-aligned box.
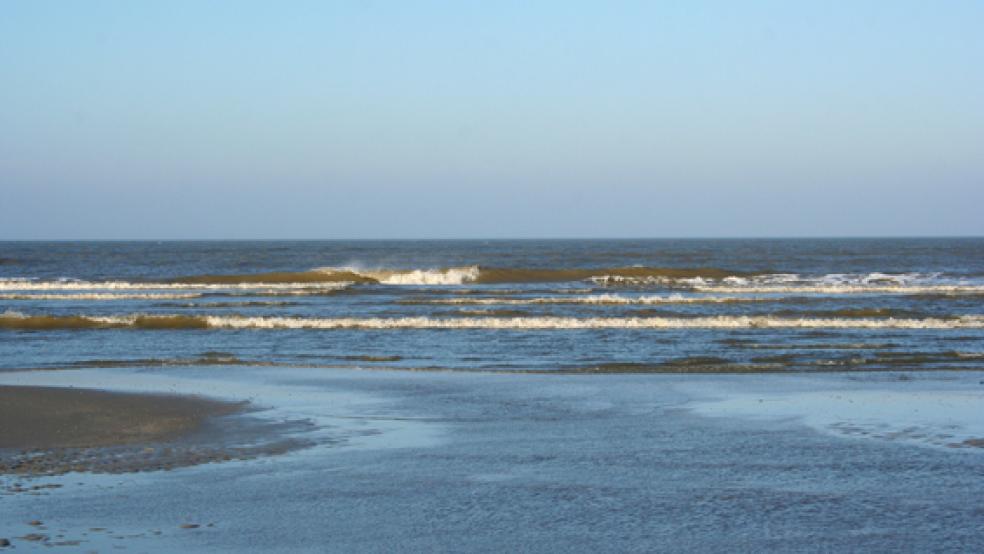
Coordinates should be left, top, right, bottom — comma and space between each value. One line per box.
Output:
375, 266, 481, 285
693, 272, 984, 294
693, 285, 984, 294
0, 311, 165, 325
197, 314, 984, 330
313, 265, 481, 285
589, 271, 984, 292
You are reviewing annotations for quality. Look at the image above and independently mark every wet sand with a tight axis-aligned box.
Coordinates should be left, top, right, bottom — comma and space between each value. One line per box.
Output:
0, 386, 309, 477
0, 385, 244, 450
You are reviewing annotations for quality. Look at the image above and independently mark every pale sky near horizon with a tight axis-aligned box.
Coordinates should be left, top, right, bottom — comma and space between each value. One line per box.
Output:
1, 1, 982, 239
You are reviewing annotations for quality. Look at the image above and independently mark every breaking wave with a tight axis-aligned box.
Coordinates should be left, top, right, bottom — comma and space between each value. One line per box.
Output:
334, 267, 984, 290
3, 311, 983, 331
312, 265, 482, 285
475, 267, 754, 284
3, 269, 982, 293
688, 272, 984, 294
199, 314, 984, 330
310, 265, 741, 285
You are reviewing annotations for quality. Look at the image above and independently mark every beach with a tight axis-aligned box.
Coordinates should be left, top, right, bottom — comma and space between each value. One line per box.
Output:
2, 365, 984, 551
1, 239, 983, 550
0, 385, 308, 478
0, 385, 243, 451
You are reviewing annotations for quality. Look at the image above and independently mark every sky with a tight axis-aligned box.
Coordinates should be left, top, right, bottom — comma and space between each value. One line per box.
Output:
1, 0, 982, 239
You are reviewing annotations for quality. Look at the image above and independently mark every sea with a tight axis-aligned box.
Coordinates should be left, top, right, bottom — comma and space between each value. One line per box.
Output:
2, 238, 983, 372
2, 238, 984, 551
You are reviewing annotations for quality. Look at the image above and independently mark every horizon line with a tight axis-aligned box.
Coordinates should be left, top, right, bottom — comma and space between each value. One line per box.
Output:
2, 235, 982, 242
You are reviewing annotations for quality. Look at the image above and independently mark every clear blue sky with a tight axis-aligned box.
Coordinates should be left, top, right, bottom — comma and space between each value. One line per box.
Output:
1, 1, 982, 238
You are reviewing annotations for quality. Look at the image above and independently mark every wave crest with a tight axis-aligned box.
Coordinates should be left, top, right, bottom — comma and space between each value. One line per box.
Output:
312, 265, 481, 285
200, 314, 984, 330
693, 284, 984, 294
4, 311, 983, 331
4, 269, 982, 291
305, 266, 756, 285
0, 311, 209, 330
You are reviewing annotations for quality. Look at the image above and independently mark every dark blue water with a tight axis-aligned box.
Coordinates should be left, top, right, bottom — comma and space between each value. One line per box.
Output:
4, 239, 984, 279
1, 239, 982, 372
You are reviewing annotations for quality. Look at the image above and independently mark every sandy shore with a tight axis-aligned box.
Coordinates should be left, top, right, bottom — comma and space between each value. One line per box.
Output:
0, 385, 308, 477
0, 385, 244, 450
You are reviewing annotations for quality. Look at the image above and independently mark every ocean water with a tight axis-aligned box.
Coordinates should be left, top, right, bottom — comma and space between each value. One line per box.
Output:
1, 239, 983, 372
3, 239, 984, 551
